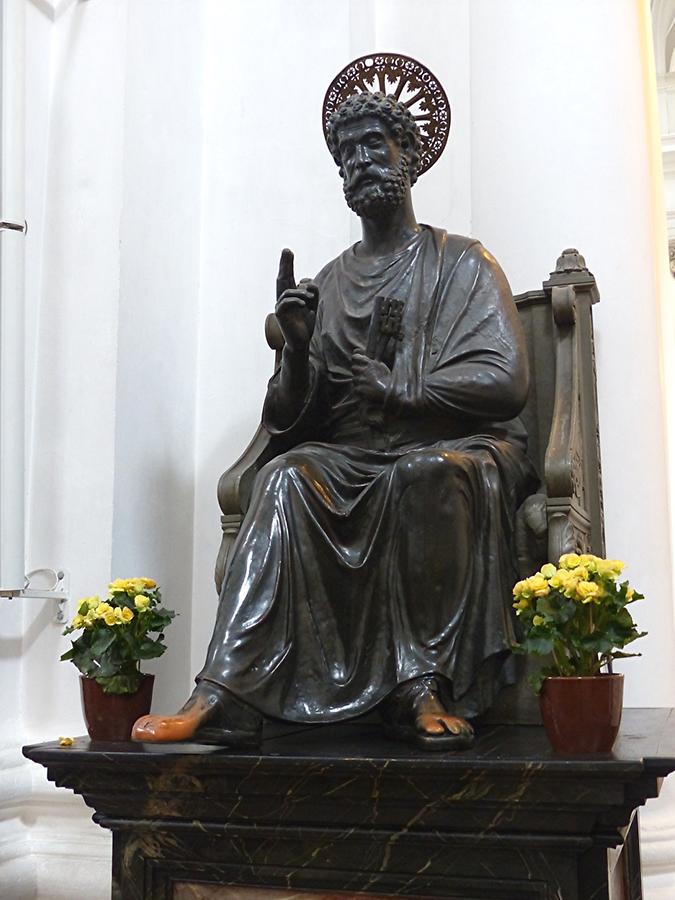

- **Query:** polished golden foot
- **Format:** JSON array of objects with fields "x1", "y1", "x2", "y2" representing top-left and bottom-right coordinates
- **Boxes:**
[
  {"x1": 131, "y1": 680, "x2": 263, "y2": 746},
  {"x1": 381, "y1": 675, "x2": 474, "y2": 750},
  {"x1": 131, "y1": 687, "x2": 218, "y2": 742}
]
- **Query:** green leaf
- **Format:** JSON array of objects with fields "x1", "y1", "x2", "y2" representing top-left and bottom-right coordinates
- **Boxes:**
[
  {"x1": 90, "y1": 629, "x2": 116, "y2": 657},
  {"x1": 136, "y1": 639, "x2": 166, "y2": 660},
  {"x1": 536, "y1": 594, "x2": 576, "y2": 625},
  {"x1": 580, "y1": 634, "x2": 614, "y2": 653},
  {"x1": 528, "y1": 671, "x2": 546, "y2": 694},
  {"x1": 113, "y1": 594, "x2": 136, "y2": 611},
  {"x1": 523, "y1": 634, "x2": 554, "y2": 655}
]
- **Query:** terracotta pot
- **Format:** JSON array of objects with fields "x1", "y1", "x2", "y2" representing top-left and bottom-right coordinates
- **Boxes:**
[
  {"x1": 80, "y1": 674, "x2": 154, "y2": 742},
  {"x1": 539, "y1": 673, "x2": 624, "y2": 754}
]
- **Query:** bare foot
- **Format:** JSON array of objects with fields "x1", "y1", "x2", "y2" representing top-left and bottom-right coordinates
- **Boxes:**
[
  {"x1": 381, "y1": 675, "x2": 474, "y2": 749},
  {"x1": 415, "y1": 690, "x2": 474, "y2": 739},
  {"x1": 132, "y1": 710, "x2": 207, "y2": 742},
  {"x1": 131, "y1": 683, "x2": 223, "y2": 742}
]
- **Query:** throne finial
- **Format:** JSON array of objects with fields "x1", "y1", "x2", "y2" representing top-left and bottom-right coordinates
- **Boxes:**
[{"x1": 543, "y1": 248, "x2": 598, "y2": 299}]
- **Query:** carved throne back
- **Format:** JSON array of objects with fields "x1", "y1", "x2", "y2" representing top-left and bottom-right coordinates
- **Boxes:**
[{"x1": 512, "y1": 247, "x2": 605, "y2": 575}]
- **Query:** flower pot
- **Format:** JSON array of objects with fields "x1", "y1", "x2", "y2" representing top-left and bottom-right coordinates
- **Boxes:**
[
  {"x1": 539, "y1": 673, "x2": 624, "y2": 754},
  {"x1": 80, "y1": 674, "x2": 154, "y2": 742}
]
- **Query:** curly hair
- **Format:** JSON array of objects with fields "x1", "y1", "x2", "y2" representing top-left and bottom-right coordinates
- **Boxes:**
[{"x1": 326, "y1": 92, "x2": 421, "y2": 186}]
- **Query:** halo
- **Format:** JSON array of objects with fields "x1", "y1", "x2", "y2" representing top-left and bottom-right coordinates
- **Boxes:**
[{"x1": 322, "y1": 53, "x2": 451, "y2": 176}]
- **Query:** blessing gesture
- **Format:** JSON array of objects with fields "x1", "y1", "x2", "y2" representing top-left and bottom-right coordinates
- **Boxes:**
[{"x1": 275, "y1": 248, "x2": 319, "y2": 352}]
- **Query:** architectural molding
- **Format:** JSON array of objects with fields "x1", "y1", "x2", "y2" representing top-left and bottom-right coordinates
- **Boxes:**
[
  {"x1": 27, "y1": 0, "x2": 79, "y2": 23},
  {"x1": 0, "y1": 740, "x2": 110, "y2": 898}
]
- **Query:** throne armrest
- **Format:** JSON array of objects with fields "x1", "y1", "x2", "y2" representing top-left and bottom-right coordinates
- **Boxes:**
[
  {"x1": 214, "y1": 314, "x2": 286, "y2": 594},
  {"x1": 542, "y1": 250, "x2": 604, "y2": 562},
  {"x1": 214, "y1": 427, "x2": 277, "y2": 594}
]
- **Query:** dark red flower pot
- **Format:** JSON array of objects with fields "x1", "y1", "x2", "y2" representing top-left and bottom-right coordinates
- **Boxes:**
[
  {"x1": 539, "y1": 673, "x2": 623, "y2": 754},
  {"x1": 80, "y1": 674, "x2": 154, "y2": 742}
]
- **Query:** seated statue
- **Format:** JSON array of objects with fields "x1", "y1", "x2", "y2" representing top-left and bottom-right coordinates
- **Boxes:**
[{"x1": 132, "y1": 55, "x2": 537, "y2": 750}]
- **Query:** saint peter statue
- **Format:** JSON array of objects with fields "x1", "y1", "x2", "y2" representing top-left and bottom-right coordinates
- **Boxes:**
[{"x1": 133, "y1": 55, "x2": 535, "y2": 750}]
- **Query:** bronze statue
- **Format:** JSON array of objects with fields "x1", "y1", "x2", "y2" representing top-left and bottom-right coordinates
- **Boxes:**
[{"x1": 132, "y1": 54, "x2": 536, "y2": 750}]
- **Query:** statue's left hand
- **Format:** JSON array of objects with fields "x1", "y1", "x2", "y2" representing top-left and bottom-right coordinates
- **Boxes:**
[{"x1": 351, "y1": 350, "x2": 391, "y2": 405}]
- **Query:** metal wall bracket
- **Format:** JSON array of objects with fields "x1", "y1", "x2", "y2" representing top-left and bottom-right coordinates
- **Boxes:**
[
  {"x1": 0, "y1": 219, "x2": 27, "y2": 234},
  {"x1": 0, "y1": 568, "x2": 71, "y2": 623}
]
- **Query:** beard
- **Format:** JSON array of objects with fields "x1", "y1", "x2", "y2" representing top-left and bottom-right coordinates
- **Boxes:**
[{"x1": 343, "y1": 158, "x2": 409, "y2": 219}]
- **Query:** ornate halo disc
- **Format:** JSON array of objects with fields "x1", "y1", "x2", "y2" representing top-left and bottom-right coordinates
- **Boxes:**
[{"x1": 322, "y1": 53, "x2": 451, "y2": 176}]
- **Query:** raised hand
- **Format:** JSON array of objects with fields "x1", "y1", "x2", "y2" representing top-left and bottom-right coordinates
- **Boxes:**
[
  {"x1": 275, "y1": 248, "x2": 319, "y2": 352},
  {"x1": 351, "y1": 349, "x2": 392, "y2": 405}
]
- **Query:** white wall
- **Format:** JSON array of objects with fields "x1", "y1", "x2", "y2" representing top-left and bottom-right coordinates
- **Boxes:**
[
  {"x1": 471, "y1": 0, "x2": 675, "y2": 708},
  {"x1": 2, "y1": 1, "x2": 674, "y2": 898},
  {"x1": 111, "y1": 0, "x2": 203, "y2": 715}
]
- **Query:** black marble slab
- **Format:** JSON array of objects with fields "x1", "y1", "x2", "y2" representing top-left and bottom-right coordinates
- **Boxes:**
[{"x1": 24, "y1": 708, "x2": 675, "y2": 900}]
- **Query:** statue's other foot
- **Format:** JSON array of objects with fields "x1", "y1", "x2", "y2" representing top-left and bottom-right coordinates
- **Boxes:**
[
  {"x1": 380, "y1": 675, "x2": 474, "y2": 752},
  {"x1": 131, "y1": 680, "x2": 262, "y2": 747}
]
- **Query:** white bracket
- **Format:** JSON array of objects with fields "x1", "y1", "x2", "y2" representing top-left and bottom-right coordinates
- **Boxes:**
[{"x1": 0, "y1": 568, "x2": 70, "y2": 623}]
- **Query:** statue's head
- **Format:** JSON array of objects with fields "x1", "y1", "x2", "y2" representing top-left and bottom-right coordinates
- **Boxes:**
[
  {"x1": 326, "y1": 92, "x2": 421, "y2": 218},
  {"x1": 323, "y1": 55, "x2": 450, "y2": 218}
]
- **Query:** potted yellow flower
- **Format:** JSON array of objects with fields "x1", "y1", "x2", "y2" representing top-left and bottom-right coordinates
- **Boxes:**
[
  {"x1": 512, "y1": 554, "x2": 645, "y2": 753},
  {"x1": 61, "y1": 578, "x2": 175, "y2": 741}
]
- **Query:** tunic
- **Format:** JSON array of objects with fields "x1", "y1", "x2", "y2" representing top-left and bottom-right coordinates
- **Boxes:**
[{"x1": 198, "y1": 226, "x2": 537, "y2": 721}]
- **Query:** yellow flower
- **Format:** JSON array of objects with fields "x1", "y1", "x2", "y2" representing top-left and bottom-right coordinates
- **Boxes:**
[
  {"x1": 95, "y1": 602, "x2": 112, "y2": 618},
  {"x1": 126, "y1": 579, "x2": 148, "y2": 596},
  {"x1": 513, "y1": 597, "x2": 530, "y2": 613},
  {"x1": 83, "y1": 612, "x2": 96, "y2": 628},
  {"x1": 575, "y1": 580, "x2": 602, "y2": 603},
  {"x1": 626, "y1": 587, "x2": 635, "y2": 600},
  {"x1": 103, "y1": 609, "x2": 118, "y2": 627},
  {"x1": 138, "y1": 577, "x2": 156, "y2": 589},
  {"x1": 559, "y1": 553, "x2": 582, "y2": 570},
  {"x1": 596, "y1": 558, "x2": 625, "y2": 579},
  {"x1": 58, "y1": 736, "x2": 74, "y2": 747},
  {"x1": 527, "y1": 574, "x2": 550, "y2": 598},
  {"x1": 134, "y1": 595, "x2": 150, "y2": 611},
  {"x1": 580, "y1": 554, "x2": 600, "y2": 572},
  {"x1": 120, "y1": 606, "x2": 134, "y2": 623},
  {"x1": 109, "y1": 578, "x2": 131, "y2": 594},
  {"x1": 77, "y1": 595, "x2": 99, "y2": 615},
  {"x1": 562, "y1": 577, "x2": 581, "y2": 598},
  {"x1": 549, "y1": 569, "x2": 571, "y2": 590},
  {"x1": 540, "y1": 563, "x2": 557, "y2": 579},
  {"x1": 70, "y1": 613, "x2": 85, "y2": 629},
  {"x1": 570, "y1": 565, "x2": 589, "y2": 581},
  {"x1": 532, "y1": 615, "x2": 546, "y2": 627}
]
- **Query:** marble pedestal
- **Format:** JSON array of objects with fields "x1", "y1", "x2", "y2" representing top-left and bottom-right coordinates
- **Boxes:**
[{"x1": 23, "y1": 708, "x2": 675, "y2": 900}]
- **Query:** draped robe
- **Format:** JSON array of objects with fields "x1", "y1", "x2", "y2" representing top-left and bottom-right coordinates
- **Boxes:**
[{"x1": 198, "y1": 226, "x2": 537, "y2": 721}]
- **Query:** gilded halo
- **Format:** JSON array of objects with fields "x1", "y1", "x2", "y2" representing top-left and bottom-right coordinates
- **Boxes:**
[{"x1": 322, "y1": 53, "x2": 451, "y2": 176}]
